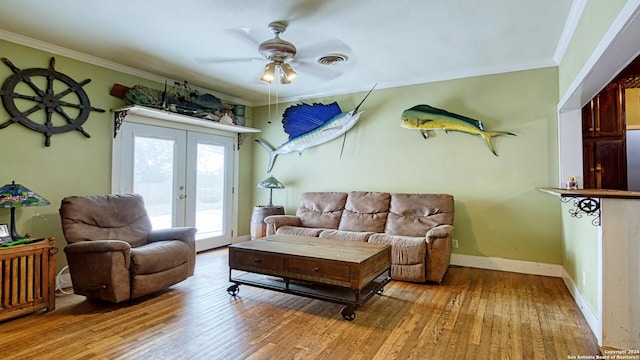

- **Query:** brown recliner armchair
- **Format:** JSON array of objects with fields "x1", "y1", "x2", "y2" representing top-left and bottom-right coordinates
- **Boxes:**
[{"x1": 59, "y1": 193, "x2": 197, "y2": 303}]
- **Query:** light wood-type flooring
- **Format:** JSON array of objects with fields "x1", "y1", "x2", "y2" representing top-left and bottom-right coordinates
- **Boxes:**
[{"x1": 0, "y1": 247, "x2": 600, "y2": 359}]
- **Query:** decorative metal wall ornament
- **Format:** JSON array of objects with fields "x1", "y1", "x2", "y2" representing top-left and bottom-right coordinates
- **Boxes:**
[
  {"x1": 560, "y1": 196, "x2": 601, "y2": 226},
  {"x1": 0, "y1": 57, "x2": 105, "y2": 146},
  {"x1": 113, "y1": 109, "x2": 130, "y2": 138}
]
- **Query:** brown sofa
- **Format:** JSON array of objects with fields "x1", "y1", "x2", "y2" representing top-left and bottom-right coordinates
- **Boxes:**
[
  {"x1": 59, "y1": 193, "x2": 197, "y2": 303},
  {"x1": 264, "y1": 191, "x2": 454, "y2": 283}
]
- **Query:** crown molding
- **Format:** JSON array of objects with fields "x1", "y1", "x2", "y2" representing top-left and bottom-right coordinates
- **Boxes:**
[
  {"x1": 553, "y1": 0, "x2": 587, "y2": 65},
  {"x1": 0, "y1": 28, "x2": 251, "y2": 106},
  {"x1": 268, "y1": 59, "x2": 557, "y2": 106}
]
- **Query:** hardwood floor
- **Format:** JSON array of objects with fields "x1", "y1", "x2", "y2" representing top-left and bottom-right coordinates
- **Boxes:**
[{"x1": 0, "y1": 247, "x2": 600, "y2": 359}]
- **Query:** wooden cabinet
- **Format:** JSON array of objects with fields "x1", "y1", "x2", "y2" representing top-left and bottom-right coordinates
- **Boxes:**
[
  {"x1": 0, "y1": 238, "x2": 57, "y2": 321},
  {"x1": 582, "y1": 82, "x2": 625, "y2": 138},
  {"x1": 582, "y1": 81, "x2": 627, "y2": 189},
  {"x1": 583, "y1": 139, "x2": 627, "y2": 190}
]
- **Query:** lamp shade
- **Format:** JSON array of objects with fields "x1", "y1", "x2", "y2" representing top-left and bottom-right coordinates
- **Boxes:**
[
  {"x1": 260, "y1": 62, "x2": 277, "y2": 84},
  {"x1": 0, "y1": 181, "x2": 50, "y2": 208},
  {"x1": 0, "y1": 181, "x2": 50, "y2": 241},
  {"x1": 280, "y1": 63, "x2": 298, "y2": 82},
  {"x1": 257, "y1": 176, "x2": 284, "y2": 207},
  {"x1": 257, "y1": 176, "x2": 285, "y2": 190}
]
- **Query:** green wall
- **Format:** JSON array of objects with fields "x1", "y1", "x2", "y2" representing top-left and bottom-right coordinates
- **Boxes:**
[
  {"x1": 0, "y1": 39, "x2": 255, "y2": 271},
  {"x1": 627, "y1": 88, "x2": 640, "y2": 126},
  {"x1": 561, "y1": 202, "x2": 599, "y2": 314},
  {"x1": 558, "y1": 0, "x2": 627, "y2": 96},
  {"x1": 557, "y1": 0, "x2": 635, "y2": 315},
  {"x1": 251, "y1": 67, "x2": 563, "y2": 264}
]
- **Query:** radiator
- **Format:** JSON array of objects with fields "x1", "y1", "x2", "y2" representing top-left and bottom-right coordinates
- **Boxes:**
[{"x1": 0, "y1": 239, "x2": 57, "y2": 321}]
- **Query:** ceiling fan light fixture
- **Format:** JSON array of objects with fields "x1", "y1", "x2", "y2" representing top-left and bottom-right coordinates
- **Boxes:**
[
  {"x1": 279, "y1": 70, "x2": 291, "y2": 84},
  {"x1": 280, "y1": 63, "x2": 297, "y2": 82},
  {"x1": 261, "y1": 62, "x2": 277, "y2": 83}
]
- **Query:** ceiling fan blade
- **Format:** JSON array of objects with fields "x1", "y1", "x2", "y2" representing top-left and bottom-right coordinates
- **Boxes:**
[
  {"x1": 292, "y1": 59, "x2": 343, "y2": 81},
  {"x1": 296, "y1": 38, "x2": 352, "y2": 60},
  {"x1": 225, "y1": 27, "x2": 265, "y2": 48},
  {"x1": 195, "y1": 57, "x2": 263, "y2": 65},
  {"x1": 283, "y1": 0, "x2": 335, "y2": 21}
]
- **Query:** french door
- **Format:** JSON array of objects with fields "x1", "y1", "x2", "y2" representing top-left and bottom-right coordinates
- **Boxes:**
[{"x1": 116, "y1": 122, "x2": 235, "y2": 251}]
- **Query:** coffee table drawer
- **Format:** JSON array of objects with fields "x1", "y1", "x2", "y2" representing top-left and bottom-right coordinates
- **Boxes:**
[
  {"x1": 230, "y1": 249, "x2": 285, "y2": 272},
  {"x1": 288, "y1": 258, "x2": 350, "y2": 284}
]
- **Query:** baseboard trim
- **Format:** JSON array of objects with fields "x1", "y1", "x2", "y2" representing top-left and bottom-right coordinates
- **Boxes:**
[
  {"x1": 561, "y1": 269, "x2": 602, "y2": 345},
  {"x1": 450, "y1": 253, "x2": 564, "y2": 277}
]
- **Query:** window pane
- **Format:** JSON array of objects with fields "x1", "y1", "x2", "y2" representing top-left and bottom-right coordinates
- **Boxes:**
[
  {"x1": 195, "y1": 143, "x2": 225, "y2": 237},
  {"x1": 134, "y1": 136, "x2": 174, "y2": 230}
]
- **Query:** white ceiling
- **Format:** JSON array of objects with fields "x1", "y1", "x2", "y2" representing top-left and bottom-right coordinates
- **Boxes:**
[{"x1": 0, "y1": 0, "x2": 576, "y2": 105}]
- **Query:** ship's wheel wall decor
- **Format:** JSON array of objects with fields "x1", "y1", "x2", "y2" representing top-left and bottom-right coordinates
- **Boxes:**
[{"x1": 0, "y1": 57, "x2": 105, "y2": 146}]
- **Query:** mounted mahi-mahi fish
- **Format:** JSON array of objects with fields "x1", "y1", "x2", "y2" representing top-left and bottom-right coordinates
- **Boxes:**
[
  {"x1": 256, "y1": 85, "x2": 376, "y2": 172},
  {"x1": 400, "y1": 104, "x2": 516, "y2": 156}
]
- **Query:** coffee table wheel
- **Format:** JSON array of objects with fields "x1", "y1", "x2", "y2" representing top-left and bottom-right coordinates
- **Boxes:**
[
  {"x1": 377, "y1": 287, "x2": 384, "y2": 295},
  {"x1": 340, "y1": 306, "x2": 356, "y2": 321},
  {"x1": 227, "y1": 284, "x2": 240, "y2": 296}
]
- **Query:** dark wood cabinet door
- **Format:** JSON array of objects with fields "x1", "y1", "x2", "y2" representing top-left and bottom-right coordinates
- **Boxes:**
[
  {"x1": 582, "y1": 81, "x2": 627, "y2": 190},
  {"x1": 597, "y1": 139, "x2": 627, "y2": 190},
  {"x1": 594, "y1": 82, "x2": 625, "y2": 137},
  {"x1": 583, "y1": 140, "x2": 596, "y2": 188},
  {"x1": 583, "y1": 139, "x2": 627, "y2": 189},
  {"x1": 582, "y1": 101, "x2": 595, "y2": 138}
]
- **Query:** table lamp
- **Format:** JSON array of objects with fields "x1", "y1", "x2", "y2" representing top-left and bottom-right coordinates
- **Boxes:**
[
  {"x1": 257, "y1": 176, "x2": 285, "y2": 207},
  {"x1": 0, "y1": 181, "x2": 50, "y2": 240}
]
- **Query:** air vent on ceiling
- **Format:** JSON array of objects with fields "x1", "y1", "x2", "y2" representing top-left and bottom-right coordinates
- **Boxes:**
[{"x1": 317, "y1": 54, "x2": 349, "y2": 65}]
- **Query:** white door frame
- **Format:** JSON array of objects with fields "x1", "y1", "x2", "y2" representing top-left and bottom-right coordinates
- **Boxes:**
[{"x1": 111, "y1": 112, "x2": 240, "y2": 249}]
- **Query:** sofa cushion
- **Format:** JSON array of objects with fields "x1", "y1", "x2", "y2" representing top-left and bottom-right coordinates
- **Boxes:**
[
  {"x1": 338, "y1": 191, "x2": 390, "y2": 233},
  {"x1": 319, "y1": 229, "x2": 374, "y2": 242},
  {"x1": 296, "y1": 192, "x2": 347, "y2": 229},
  {"x1": 276, "y1": 226, "x2": 325, "y2": 237},
  {"x1": 131, "y1": 240, "x2": 190, "y2": 275},
  {"x1": 369, "y1": 233, "x2": 427, "y2": 282},
  {"x1": 385, "y1": 193, "x2": 454, "y2": 237}
]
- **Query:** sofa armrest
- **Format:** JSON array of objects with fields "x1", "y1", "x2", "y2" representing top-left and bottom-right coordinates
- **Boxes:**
[
  {"x1": 148, "y1": 227, "x2": 197, "y2": 276},
  {"x1": 424, "y1": 225, "x2": 454, "y2": 283},
  {"x1": 63, "y1": 240, "x2": 133, "y2": 302},
  {"x1": 264, "y1": 215, "x2": 302, "y2": 236},
  {"x1": 148, "y1": 227, "x2": 197, "y2": 245},
  {"x1": 64, "y1": 239, "x2": 131, "y2": 254},
  {"x1": 64, "y1": 240, "x2": 132, "y2": 269},
  {"x1": 426, "y1": 224, "x2": 454, "y2": 241}
]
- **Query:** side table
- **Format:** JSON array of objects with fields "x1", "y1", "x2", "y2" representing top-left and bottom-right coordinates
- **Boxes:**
[
  {"x1": 0, "y1": 237, "x2": 57, "y2": 321},
  {"x1": 250, "y1": 205, "x2": 284, "y2": 239}
]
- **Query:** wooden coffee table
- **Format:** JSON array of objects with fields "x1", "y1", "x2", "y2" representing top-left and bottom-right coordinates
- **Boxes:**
[{"x1": 227, "y1": 234, "x2": 391, "y2": 320}]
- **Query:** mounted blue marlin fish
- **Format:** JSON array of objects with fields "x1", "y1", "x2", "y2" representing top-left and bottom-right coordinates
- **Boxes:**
[
  {"x1": 400, "y1": 104, "x2": 516, "y2": 156},
  {"x1": 256, "y1": 85, "x2": 376, "y2": 172}
]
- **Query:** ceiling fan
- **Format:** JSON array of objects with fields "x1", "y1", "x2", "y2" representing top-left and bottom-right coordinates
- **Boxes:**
[
  {"x1": 258, "y1": 21, "x2": 299, "y2": 84},
  {"x1": 203, "y1": 21, "x2": 352, "y2": 84}
]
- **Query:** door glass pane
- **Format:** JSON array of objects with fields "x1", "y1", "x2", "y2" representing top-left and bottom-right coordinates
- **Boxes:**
[
  {"x1": 195, "y1": 143, "x2": 225, "y2": 237},
  {"x1": 134, "y1": 136, "x2": 175, "y2": 230}
]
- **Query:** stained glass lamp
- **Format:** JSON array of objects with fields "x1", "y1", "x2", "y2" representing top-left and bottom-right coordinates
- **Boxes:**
[
  {"x1": 257, "y1": 176, "x2": 285, "y2": 207},
  {"x1": 0, "y1": 181, "x2": 50, "y2": 240}
]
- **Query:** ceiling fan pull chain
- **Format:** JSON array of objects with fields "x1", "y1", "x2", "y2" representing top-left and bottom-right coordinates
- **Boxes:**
[{"x1": 267, "y1": 84, "x2": 272, "y2": 124}]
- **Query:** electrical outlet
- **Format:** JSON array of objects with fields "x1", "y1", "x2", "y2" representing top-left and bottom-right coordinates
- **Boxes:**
[
  {"x1": 452, "y1": 239, "x2": 459, "y2": 248},
  {"x1": 582, "y1": 271, "x2": 586, "y2": 286}
]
